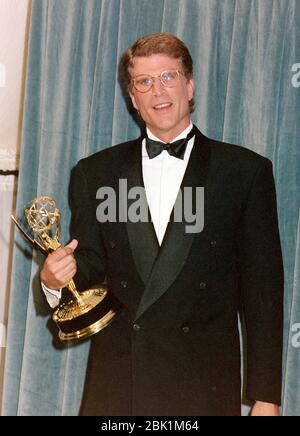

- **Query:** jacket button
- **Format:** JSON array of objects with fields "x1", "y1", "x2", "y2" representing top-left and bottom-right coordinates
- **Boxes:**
[
  {"x1": 210, "y1": 240, "x2": 217, "y2": 247},
  {"x1": 182, "y1": 326, "x2": 190, "y2": 334},
  {"x1": 133, "y1": 323, "x2": 141, "y2": 332},
  {"x1": 199, "y1": 282, "x2": 207, "y2": 290},
  {"x1": 121, "y1": 281, "x2": 128, "y2": 289},
  {"x1": 110, "y1": 241, "x2": 116, "y2": 249}
]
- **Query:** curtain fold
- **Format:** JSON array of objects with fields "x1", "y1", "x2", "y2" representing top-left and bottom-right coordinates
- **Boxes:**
[{"x1": 2, "y1": 0, "x2": 300, "y2": 415}]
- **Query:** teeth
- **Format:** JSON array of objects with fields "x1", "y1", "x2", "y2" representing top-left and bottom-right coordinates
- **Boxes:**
[{"x1": 154, "y1": 103, "x2": 171, "y2": 109}]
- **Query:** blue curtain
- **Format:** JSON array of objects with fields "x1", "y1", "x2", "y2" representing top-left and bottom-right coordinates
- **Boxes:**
[{"x1": 2, "y1": 0, "x2": 300, "y2": 415}]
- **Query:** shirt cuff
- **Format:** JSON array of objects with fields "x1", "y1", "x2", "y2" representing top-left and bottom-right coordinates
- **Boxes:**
[{"x1": 41, "y1": 282, "x2": 62, "y2": 308}]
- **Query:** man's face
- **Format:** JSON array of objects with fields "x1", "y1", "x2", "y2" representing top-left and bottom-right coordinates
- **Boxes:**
[{"x1": 129, "y1": 54, "x2": 194, "y2": 142}]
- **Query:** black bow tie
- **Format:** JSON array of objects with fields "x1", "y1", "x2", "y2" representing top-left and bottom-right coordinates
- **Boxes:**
[{"x1": 145, "y1": 126, "x2": 196, "y2": 160}]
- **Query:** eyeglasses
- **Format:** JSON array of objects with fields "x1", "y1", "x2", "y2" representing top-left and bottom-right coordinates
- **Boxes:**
[{"x1": 131, "y1": 70, "x2": 184, "y2": 93}]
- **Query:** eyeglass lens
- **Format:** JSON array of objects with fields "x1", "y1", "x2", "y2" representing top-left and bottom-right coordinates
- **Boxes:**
[{"x1": 133, "y1": 70, "x2": 180, "y2": 92}]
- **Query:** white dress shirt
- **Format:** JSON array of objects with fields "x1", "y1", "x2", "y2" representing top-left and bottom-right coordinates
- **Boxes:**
[
  {"x1": 143, "y1": 123, "x2": 194, "y2": 245},
  {"x1": 42, "y1": 122, "x2": 195, "y2": 307}
]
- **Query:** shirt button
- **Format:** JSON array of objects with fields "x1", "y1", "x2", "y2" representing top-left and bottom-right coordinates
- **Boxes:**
[
  {"x1": 133, "y1": 323, "x2": 141, "y2": 332},
  {"x1": 121, "y1": 281, "x2": 128, "y2": 289},
  {"x1": 182, "y1": 326, "x2": 190, "y2": 334},
  {"x1": 210, "y1": 240, "x2": 217, "y2": 247},
  {"x1": 110, "y1": 241, "x2": 116, "y2": 249},
  {"x1": 199, "y1": 282, "x2": 207, "y2": 290}
]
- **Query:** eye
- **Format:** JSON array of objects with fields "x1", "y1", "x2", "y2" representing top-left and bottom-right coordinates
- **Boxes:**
[
  {"x1": 136, "y1": 76, "x2": 152, "y2": 87},
  {"x1": 161, "y1": 71, "x2": 177, "y2": 82}
]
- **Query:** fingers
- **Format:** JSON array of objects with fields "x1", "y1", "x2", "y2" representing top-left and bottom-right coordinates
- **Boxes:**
[
  {"x1": 40, "y1": 239, "x2": 78, "y2": 289},
  {"x1": 50, "y1": 262, "x2": 77, "y2": 288}
]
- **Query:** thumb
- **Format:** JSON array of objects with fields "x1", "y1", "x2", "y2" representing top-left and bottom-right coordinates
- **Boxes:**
[{"x1": 65, "y1": 239, "x2": 78, "y2": 254}]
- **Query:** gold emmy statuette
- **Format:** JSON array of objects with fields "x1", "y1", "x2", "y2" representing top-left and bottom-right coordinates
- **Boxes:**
[{"x1": 12, "y1": 196, "x2": 121, "y2": 342}]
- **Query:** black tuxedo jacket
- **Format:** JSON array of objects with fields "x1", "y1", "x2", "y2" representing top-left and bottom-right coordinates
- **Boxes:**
[{"x1": 69, "y1": 126, "x2": 283, "y2": 416}]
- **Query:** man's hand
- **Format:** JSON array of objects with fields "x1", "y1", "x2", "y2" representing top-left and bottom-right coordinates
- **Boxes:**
[
  {"x1": 40, "y1": 239, "x2": 78, "y2": 289},
  {"x1": 251, "y1": 401, "x2": 281, "y2": 416}
]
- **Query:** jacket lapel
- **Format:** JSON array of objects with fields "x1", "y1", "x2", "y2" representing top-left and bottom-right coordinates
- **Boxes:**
[
  {"x1": 124, "y1": 139, "x2": 160, "y2": 285},
  {"x1": 135, "y1": 127, "x2": 211, "y2": 320}
]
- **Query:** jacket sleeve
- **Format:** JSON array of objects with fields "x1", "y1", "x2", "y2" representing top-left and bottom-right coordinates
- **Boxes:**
[
  {"x1": 237, "y1": 158, "x2": 284, "y2": 405},
  {"x1": 68, "y1": 160, "x2": 107, "y2": 291}
]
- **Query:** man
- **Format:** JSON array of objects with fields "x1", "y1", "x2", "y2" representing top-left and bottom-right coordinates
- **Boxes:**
[{"x1": 41, "y1": 33, "x2": 284, "y2": 416}]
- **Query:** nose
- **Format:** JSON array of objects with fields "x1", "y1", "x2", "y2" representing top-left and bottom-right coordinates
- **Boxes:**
[{"x1": 151, "y1": 76, "x2": 165, "y2": 96}]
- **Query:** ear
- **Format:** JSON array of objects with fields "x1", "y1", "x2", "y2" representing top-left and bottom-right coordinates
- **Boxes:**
[
  {"x1": 129, "y1": 91, "x2": 139, "y2": 111},
  {"x1": 187, "y1": 78, "x2": 194, "y2": 101}
]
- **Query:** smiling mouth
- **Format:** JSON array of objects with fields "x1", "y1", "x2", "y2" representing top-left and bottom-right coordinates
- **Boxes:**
[{"x1": 153, "y1": 103, "x2": 173, "y2": 111}]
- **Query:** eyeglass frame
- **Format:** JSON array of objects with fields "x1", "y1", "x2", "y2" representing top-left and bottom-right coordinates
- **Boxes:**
[{"x1": 130, "y1": 70, "x2": 185, "y2": 93}]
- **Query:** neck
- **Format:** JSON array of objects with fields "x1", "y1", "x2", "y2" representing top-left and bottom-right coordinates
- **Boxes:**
[{"x1": 146, "y1": 120, "x2": 192, "y2": 143}]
